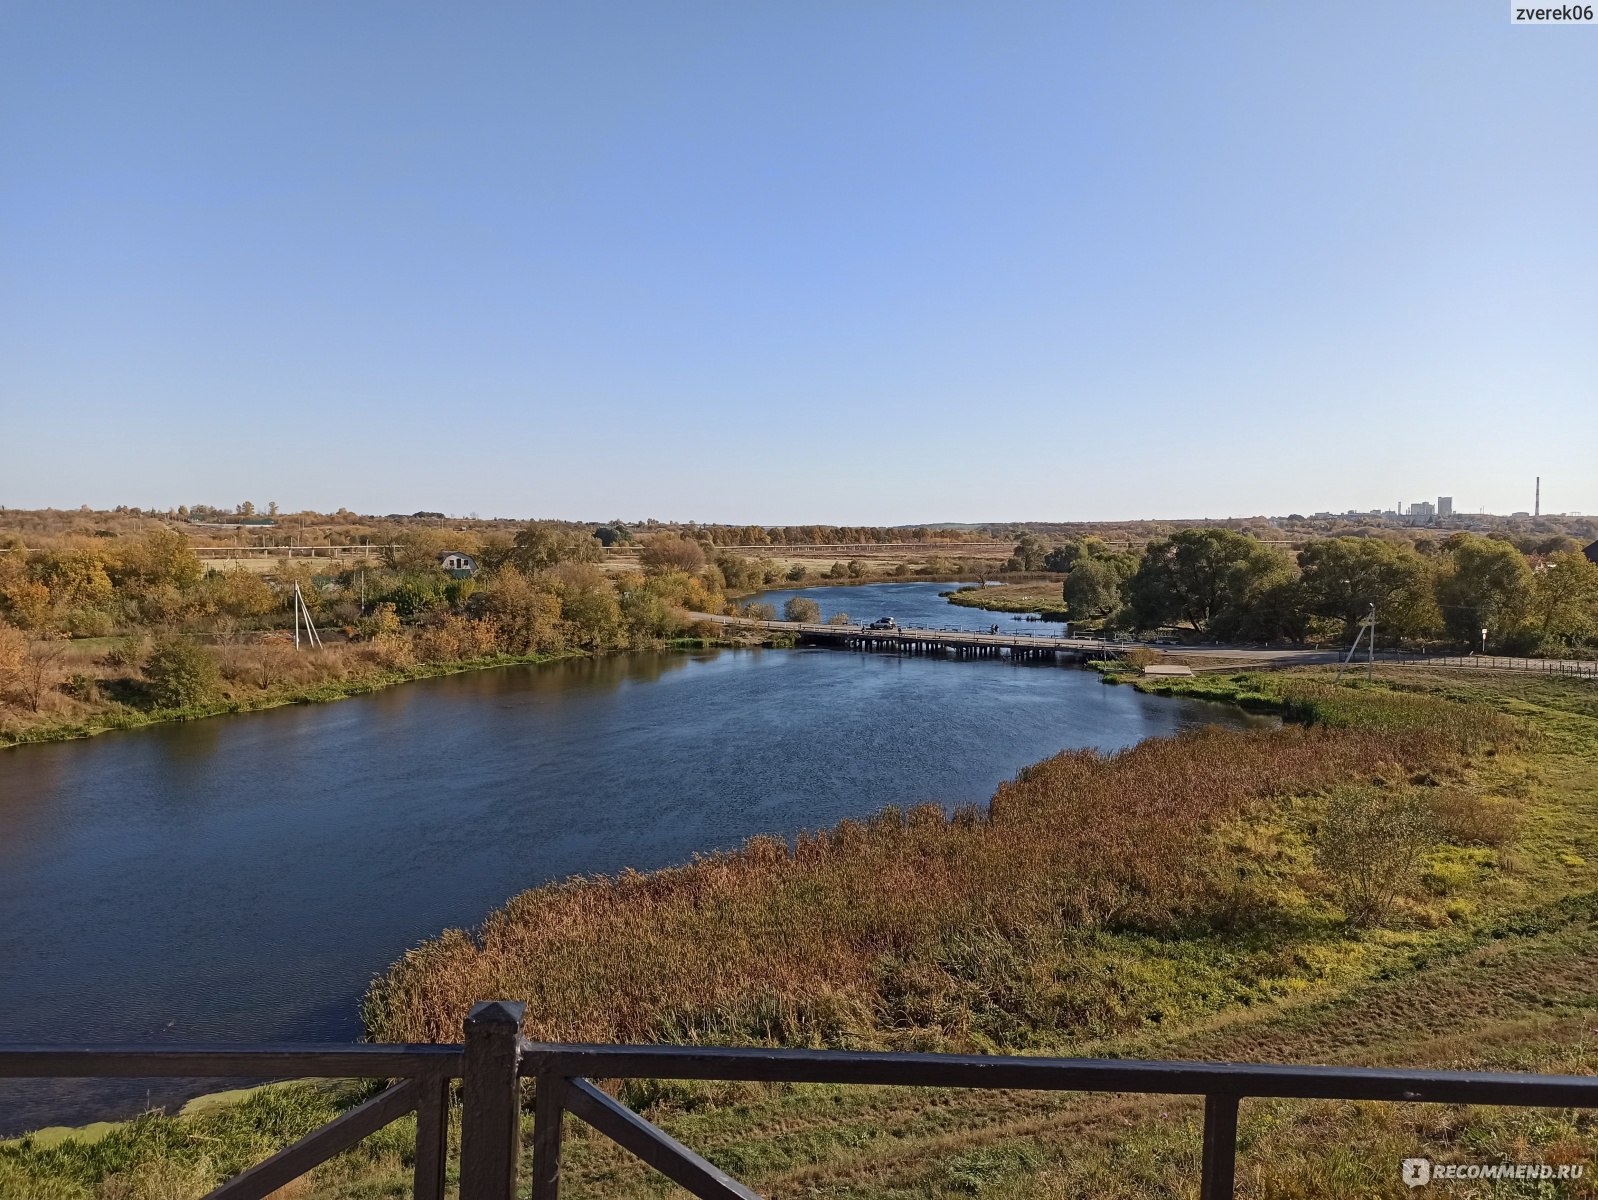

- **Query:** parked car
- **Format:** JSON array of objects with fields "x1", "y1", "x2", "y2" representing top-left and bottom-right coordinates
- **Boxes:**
[{"x1": 868, "y1": 617, "x2": 899, "y2": 630}]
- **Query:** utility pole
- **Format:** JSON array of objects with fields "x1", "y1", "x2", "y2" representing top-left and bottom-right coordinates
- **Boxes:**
[
  {"x1": 1335, "y1": 602, "x2": 1377, "y2": 683},
  {"x1": 1367, "y1": 601, "x2": 1375, "y2": 681},
  {"x1": 292, "y1": 583, "x2": 323, "y2": 650}
]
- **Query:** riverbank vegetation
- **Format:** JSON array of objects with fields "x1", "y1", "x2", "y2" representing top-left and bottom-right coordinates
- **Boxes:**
[
  {"x1": 0, "y1": 525, "x2": 740, "y2": 746},
  {"x1": 7, "y1": 668, "x2": 1598, "y2": 1197},
  {"x1": 979, "y1": 528, "x2": 1598, "y2": 657},
  {"x1": 361, "y1": 674, "x2": 1532, "y2": 1048}
]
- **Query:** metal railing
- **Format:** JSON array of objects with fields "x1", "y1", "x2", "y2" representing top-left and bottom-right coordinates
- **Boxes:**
[{"x1": 6, "y1": 1000, "x2": 1598, "y2": 1199}]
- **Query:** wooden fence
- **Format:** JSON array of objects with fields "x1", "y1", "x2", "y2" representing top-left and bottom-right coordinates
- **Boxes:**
[{"x1": 5, "y1": 1000, "x2": 1598, "y2": 1199}]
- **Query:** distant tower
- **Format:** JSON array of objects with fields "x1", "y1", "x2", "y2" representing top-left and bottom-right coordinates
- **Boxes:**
[{"x1": 1535, "y1": 477, "x2": 1541, "y2": 517}]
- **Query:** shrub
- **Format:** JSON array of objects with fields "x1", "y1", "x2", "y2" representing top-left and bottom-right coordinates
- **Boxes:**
[
  {"x1": 102, "y1": 635, "x2": 150, "y2": 669},
  {"x1": 64, "y1": 607, "x2": 117, "y2": 638},
  {"x1": 784, "y1": 597, "x2": 821, "y2": 623},
  {"x1": 143, "y1": 637, "x2": 221, "y2": 709},
  {"x1": 1313, "y1": 785, "x2": 1436, "y2": 926},
  {"x1": 828, "y1": 611, "x2": 852, "y2": 625},
  {"x1": 65, "y1": 672, "x2": 100, "y2": 701}
]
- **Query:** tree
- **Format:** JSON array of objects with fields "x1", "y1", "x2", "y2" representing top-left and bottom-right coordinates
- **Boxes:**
[
  {"x1": 1297, "y1": 537, "x2": 1434, "y2": 642},
  {"x1": 143, "y1": 636, "x2": 220, "y2": 709},
  {"x1": 1435, "y1": 534, "x2": 1534, "y2": 647},
  {"x1": 637, "y1": 535, "x2": 706, "y2": 575},
  {"x1": 384, "y1": 527, "x2": 461, "y2": 573},
  {"x1": 1, "y1": 578, "x2": 52, "y2": 631},
  {"x1": 0, "y1": 621, "x2": 26, "y2": 701},
  {"x1": 16, "y1": 638, "x2": 67, "y2": 713},
  {"x1": 124, "y1": 529, "x2": 203, "y2": 591},
  {"x1": 1530, "y1": 551, "x2": 1598, "y2": 648},
  {"x1": 1007, "y1": 533, "x2": 1048, "y2": 572},
  {"x1": 209, "y1": 569, "x2": 279, "y2": 622},
  {"x1": 509, "y1": 522, "x2": 603, "y2": 573},
  {"x1": 1127, "y1": 529, "x2": 1295, "y2": 636},
  {"x1": 783, "y1": 597, "x2": 821, "y2": 623},
  {"x1": 1314, "y1": 786, "x2": 1435, "y2": 926},
  {"x1": 1062, "y1": 558, "x2": 1125, "y2": 622},
  {"x1": 1042, "y1": 541, "x2": 1083, "y2": 574}
]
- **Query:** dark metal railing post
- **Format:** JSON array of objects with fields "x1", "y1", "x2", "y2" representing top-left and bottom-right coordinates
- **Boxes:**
[
  {"x1": 1199, "y1": 1093, "x2": 1239, "y2": 1200},
  {"x1": 529, "y1": 1069, "x2": 571, "y2": 1200},
  {"x1": 460, "y1": 1000, "x2": 525, "y2": 1200}
]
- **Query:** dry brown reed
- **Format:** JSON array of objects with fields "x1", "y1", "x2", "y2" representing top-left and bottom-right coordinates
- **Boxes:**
[{"x1": 364, "y1": 687, "x2": 1522, "y2": 1050}]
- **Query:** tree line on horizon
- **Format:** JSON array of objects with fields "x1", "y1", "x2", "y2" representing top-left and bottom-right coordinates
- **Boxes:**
[
  {"x1": 2, "y1": 518, "x2": 1596, "y2": 730},
  {"x1": 1009, "y1": 527, "x2": 1598, "y2": 655}
]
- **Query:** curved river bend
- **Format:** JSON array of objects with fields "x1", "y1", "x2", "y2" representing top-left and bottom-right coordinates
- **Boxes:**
[{"x1": 0, "y1": 583, "x2": 1259, "y2": 1130}]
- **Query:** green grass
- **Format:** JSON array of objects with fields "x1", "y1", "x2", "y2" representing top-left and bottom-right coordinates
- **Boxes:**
[{"x1": 943, "y1": 582, "x2": 1067, "y2": 616}]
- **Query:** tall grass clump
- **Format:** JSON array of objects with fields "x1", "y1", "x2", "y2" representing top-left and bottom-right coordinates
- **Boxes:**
[{"x1": 364, "y1": 680, "x2": 1526, "y2": 1051}]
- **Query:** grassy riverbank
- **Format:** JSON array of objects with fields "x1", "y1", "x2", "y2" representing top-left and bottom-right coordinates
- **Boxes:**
[
  {"x1": 0, "y1": 648, "x2": 570, "y2": 748},
  {"x1": 944, "y1": 581, "x2": 1064, "y2": 616},
  {"x1": 7, "y1": 668, "x2": 1598, "y2": 1197},
  {"x1": 0, "y1": 632, "x2": 770, "y2": 750}
]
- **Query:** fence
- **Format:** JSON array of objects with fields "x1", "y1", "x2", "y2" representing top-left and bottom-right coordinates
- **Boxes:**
[
  {"x1": 6, "y1": 999, "x2": 1598, "y2": 1199},
  {"x1": 1390, "y1": 653, "x2": 1598, "y2": 677}
]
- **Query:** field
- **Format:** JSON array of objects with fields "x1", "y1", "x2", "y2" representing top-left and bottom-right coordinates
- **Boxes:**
[{"x1": 6, "y1": 668, "x2": 1598, "y2": 1198}]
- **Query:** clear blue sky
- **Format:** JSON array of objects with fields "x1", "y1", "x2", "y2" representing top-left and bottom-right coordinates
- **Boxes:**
[{"x1": 2, "y1": 2, "x2": 1594, "y2": 523}]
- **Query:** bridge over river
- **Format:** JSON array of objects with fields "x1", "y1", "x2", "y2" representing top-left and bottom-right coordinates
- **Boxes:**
[
  {"x1": 692, "y1": 614, "x2": 1344, "y2": 667},
  {"x1": 695, "y1": 614, "x2": 1598, "y2": 677}
]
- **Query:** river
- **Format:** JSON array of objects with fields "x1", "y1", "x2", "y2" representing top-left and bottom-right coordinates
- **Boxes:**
[
  {"x1": 0, "y1": 582, "x2": 1259, "y2": 1132},
  {"x1": 748, "y1": 578, "x2": 1050, "y2": 630}
]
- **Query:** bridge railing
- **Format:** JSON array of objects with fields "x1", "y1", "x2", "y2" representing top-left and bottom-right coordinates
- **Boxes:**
[{"x1": 11, "y1": 1000, "x2": 1596, "y2": 1200}]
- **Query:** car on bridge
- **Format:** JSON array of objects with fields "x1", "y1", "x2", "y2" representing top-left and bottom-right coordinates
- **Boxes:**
[{"x1": 867, "y1": 617, "x2": 899, "y2": 631}]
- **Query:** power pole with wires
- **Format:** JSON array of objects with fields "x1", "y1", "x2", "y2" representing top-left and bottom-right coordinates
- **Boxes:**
[
  {"x1": 1335, "y1": 602, "x2": 1377, "y2": 683},
  {"x1": 292, "y1": 582, "x2": 323, "y2": 650}
]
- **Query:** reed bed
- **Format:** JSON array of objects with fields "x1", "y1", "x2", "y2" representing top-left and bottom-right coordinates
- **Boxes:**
[{"x1": 364, "y1": 681, "x2": 1524, "y2": 1050}]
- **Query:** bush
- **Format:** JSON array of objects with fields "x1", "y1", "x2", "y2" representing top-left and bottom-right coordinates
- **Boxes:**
[
  {"x1": 828, "y1": 611, "x2": 852, "y2": 625},
  {"x1": 102, "y1": 635, "x2": 150, "y2": 670},
  {"x1": 1313, "y1": 785, "x2": 1436, "y2": 926},
  {"x1": 143, "y1": 637, "x2": 221, "y2": 709},
  {"x1": 65, "y1": 672, "x2": 100, "y2": 701},
  {"x1": 784, "y1": 597, "x2": 821, "y2": 623},
  {"x1": 65, "y1": 608, "x2": 117, "y2": 638}
]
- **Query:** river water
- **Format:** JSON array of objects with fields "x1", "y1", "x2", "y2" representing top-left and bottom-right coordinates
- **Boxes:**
[
  {"x1": 748, "y1": 578, "x2": 1053, "y2": 631},
  {"x1": 0, "y1": 582, "x2": 1255, "y2": 1131}
]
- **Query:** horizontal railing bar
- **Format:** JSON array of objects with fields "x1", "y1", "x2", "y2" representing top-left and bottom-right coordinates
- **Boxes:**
[
  {"x1": 564, "y1": 1078, "x2": 761, "y2": 1200},
  {"x1": 0, "y1": 1045, "x2": 462, "y2": 1079},
  {"x1": 204, "y1": 1078, "x2": 419, "y2": 1200},
  {"x1": 522, "y1": 1044, "x2": 1598, "y2": 1108}
]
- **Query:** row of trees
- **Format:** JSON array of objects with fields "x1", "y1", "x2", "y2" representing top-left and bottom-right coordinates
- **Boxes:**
[{"x1": 1049, "y1": 529, "x2": 1598, "y2": 653}]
